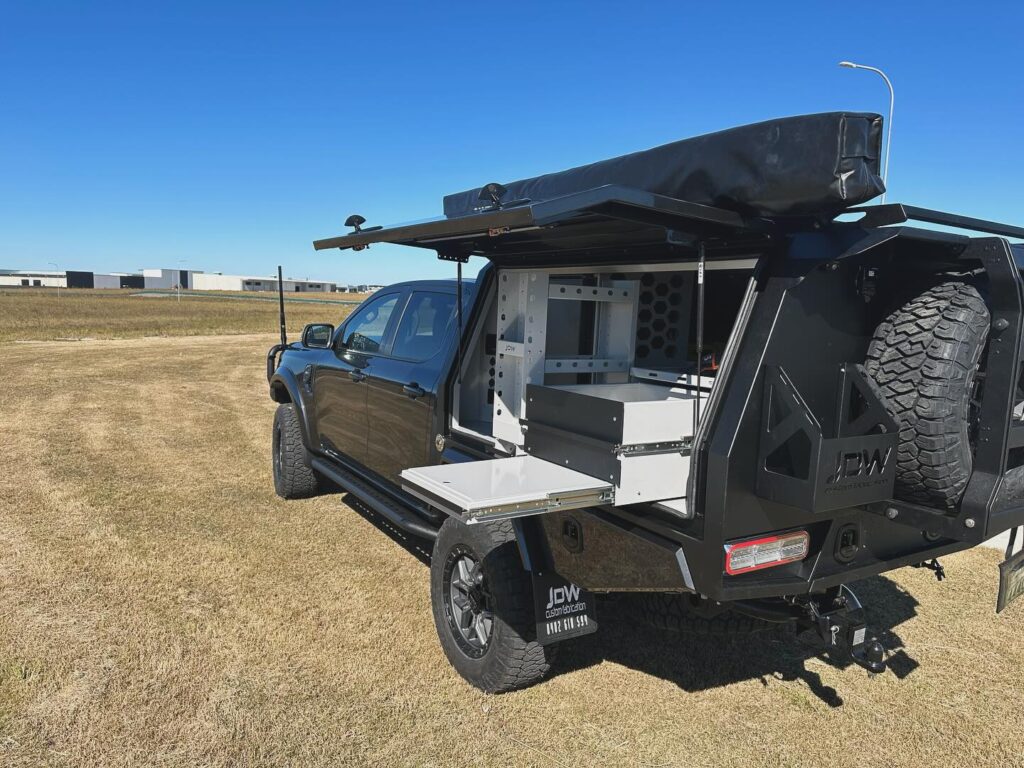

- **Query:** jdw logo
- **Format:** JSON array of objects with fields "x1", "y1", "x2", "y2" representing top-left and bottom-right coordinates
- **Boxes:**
[
  {"x1": 827, "y1": 446, "x2": 891, "y2": 484},
  {"x1": 546, "y1": 584, "x2": 581, "y2": 609}
]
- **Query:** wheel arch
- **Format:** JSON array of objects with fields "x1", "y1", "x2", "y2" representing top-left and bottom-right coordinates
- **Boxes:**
[{"x1": 269, "y1": 369, "x2": 317, "y2": 452}]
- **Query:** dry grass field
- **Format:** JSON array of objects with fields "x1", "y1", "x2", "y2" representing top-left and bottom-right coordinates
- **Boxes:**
[
  {"x1": 0, "y1": 289, "x2": 366, "y2": 343},
  {"x1": 1, "y1": 320, "x2": 1023, "y2": 765}
]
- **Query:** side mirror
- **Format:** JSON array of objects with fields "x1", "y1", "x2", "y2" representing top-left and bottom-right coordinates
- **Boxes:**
[{"x1": 301, "y1": 323, "x2": 334, "y2": 349}]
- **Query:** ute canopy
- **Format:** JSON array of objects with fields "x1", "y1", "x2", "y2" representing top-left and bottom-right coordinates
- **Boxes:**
[{"x1": 314, "y1": 112, "x2": 885, "y2": 260}]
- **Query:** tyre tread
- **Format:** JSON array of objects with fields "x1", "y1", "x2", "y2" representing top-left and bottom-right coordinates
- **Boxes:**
[
  {"x1": 634, "y1": 593, "x2": 779, "y2": 636},
  {"x1": 273, "y1": 403, "x2": 319, "y2": 499},
  {"x1": 864, "y1": 282, "x2": 989, "y2": 508}
]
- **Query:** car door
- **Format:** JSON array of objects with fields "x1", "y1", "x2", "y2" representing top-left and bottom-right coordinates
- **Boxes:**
[
  {"x1": 312, "y1": 291, "x2": 403, "y2": 466},
  {"x1": 363, "y1": 289, "x2": 457, "y2": 482}
]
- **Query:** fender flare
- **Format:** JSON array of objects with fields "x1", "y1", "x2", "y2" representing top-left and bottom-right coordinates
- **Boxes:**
[{"x1": 269, "y1": 369, "x2": 317, "y2": 452}]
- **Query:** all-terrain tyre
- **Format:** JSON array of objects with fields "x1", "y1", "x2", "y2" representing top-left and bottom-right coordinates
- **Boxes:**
[
  {"x1": 430, "y1": 518, "x2": 555, "y2": 693},
  {"x1": 632, "y1": 593, "x2": 782, "y2": 636},
  {"x1": 272, "y1": 403, "x2": 320, "y2": 499},
  {"x1": 865, "y1": 282, "x2": 989, "y2": 509}
]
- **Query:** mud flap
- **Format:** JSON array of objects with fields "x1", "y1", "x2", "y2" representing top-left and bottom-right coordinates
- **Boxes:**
[
  {"x1": 997, "y1": 527, "x2": 1024, "y2": 613},
  {"x1": 532, "y1": 571, "x2": 598, "y2": 645}
]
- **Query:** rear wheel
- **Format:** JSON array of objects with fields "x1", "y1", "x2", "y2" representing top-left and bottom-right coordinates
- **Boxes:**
[
  {"x1": 865, "y1": 282, "x2": 989, "y2": 509},
  {"x1": 272, "y1": 403, "x2": 320, "y2": 499},
  {"x1": 430, "y1": 518, "x2": 555, "y2": 693}
]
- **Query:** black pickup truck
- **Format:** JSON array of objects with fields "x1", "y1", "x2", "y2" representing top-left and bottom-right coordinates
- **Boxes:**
[{"x1": 268, "y1": 112, "x2": 1024, "y2": 693}]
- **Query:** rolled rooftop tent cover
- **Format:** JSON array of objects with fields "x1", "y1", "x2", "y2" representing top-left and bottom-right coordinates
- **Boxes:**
[{"x1": 443, "y1": 112, "x2": 885, "y2": 220}]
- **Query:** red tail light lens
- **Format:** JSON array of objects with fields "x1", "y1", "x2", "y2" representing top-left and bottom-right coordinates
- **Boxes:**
[{"x1": 724, "y1": 530, "x2": 810, "y2": 575}]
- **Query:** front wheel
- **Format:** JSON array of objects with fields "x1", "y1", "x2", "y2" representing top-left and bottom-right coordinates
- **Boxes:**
[
  {"x1": 430, "y1": 518, "x2": 555, "y2": 693},
  {"x1": 272, "y1": 403, "x2": 320, "y2": 499}
]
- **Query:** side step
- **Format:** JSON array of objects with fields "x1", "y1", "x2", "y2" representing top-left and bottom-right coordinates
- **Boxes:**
[{"x1": 311, "y1": 457, "x2": 440, "y2": 541}]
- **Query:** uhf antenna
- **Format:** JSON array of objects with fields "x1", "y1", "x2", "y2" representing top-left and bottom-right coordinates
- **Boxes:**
[{"x1": 277, "y1": 265, "x2": 287, "y2": 347}]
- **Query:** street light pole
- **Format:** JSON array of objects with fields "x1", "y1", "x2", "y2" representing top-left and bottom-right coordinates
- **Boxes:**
[
  {"x1": 49, "y1": 262, "x2": 60, "y2": 298},
  {"x1": 839, "y1": 61, "x2": 894, "y2": 203}
]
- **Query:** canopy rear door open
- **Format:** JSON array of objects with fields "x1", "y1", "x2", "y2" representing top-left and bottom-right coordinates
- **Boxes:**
[
  {"x1": 313, "y1": 185, "x2": 759, "y2": 261},
  {"x1": 400, "y1": 455, "x2": 613, "y2": 523},
  {"x1": 314, "y1": 112, "x2": 883, "y2": 261}
]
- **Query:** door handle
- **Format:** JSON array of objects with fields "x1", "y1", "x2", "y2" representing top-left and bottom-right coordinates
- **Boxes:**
[
  {"x1": 349, "y1": 370, "x2": 367, "y2": 383},
  {"x1": 403, "y1": 383, "x2": 426, "y2": 399}
]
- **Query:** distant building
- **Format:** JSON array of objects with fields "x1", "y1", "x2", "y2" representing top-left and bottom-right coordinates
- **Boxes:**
[
  {"x1": 1, "y1": 266, "x2": 339, "y2": 293},
  {"x1": 0, "y1": 270, "x2": 67, "y2": 288},
  {"x1": 143, "y1": 268, "x2": 198, "y2": 289},
  {"x1": 91, "y1": 272, "x2": 145, "y2": 289},
  {"x1": 63, "y1": 270, "x2": 143, "y2": 289},
  {"x1": 191, "y1": 273, "x2": 336, "y2": 293}
]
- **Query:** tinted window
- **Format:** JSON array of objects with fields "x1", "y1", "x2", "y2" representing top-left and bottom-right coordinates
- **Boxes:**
[
  {"x1": 392, "y1": 292, "x2": 456, "y2": 361},
  {"x1": 342, "y1": 294, "x2": 400, "y2": 353}
]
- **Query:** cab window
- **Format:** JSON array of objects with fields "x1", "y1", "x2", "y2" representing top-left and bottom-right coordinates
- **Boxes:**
[
  {"x1": 392, "y1": 292, "x2": 457, "y2": 361},
  {"x1": 340, "y1": 294, "x2": 400, "y2": 353}
]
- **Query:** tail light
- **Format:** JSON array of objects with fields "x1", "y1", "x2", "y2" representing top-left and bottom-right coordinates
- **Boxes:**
[{"x1": 724, "y1": 530, "x2": 809, "y2": 575}]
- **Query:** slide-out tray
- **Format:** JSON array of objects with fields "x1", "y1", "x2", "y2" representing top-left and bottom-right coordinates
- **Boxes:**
[{"x1": 400, "y1": 455, "x2": 613, "y2": 524}]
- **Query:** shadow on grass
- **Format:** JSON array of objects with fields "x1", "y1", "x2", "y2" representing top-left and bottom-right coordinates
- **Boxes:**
[
  {"x1": 558, "y1": 575, "x2": 921, "y2": 708},
  {"x1": 338, "y1": 491, "x2": 921, "y2": 706}
]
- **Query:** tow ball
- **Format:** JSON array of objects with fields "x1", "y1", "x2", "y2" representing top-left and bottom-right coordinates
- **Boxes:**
[{"x1": 805, "y1": 586, "x2": 886, "y2": 674}]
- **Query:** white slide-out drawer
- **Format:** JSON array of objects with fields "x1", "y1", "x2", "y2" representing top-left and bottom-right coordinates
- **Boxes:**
[{"x1": 400, "y1": 455, "x2": 613, "y2": 524}]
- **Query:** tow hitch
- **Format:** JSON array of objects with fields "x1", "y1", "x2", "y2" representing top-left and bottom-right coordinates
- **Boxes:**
[
  {"x1": 803, "y1": 586, "x2": 886, "y2": 674},
  {"x1": 912, "y1": 558, "x2": 946, "y2": 582}
]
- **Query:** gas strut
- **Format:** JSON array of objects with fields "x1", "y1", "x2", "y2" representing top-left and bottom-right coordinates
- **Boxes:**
[
  {"x1": 456, "y1": 259, "x2": 464, "y2": 383},
  {"x1": 692, "y1": 241, "x2": 706, "y2": 435}
]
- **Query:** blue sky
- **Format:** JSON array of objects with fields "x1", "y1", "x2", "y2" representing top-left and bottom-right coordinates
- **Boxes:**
[{"x1": 1, "y1": 1, "x2": 1021, "y2": 284}]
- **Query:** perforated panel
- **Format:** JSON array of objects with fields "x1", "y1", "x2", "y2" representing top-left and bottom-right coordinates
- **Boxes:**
[{"x1": 634, "y1": 272, "x2": 693, "y2": 368}]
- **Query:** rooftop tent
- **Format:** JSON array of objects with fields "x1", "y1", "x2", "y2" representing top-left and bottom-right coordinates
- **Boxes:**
[
  {"x1": 443, "y1": 112, "x2": 884, "y2": 220},
  {"x1": 313, "y1": 112, "x2": 884, "y2": 258}
]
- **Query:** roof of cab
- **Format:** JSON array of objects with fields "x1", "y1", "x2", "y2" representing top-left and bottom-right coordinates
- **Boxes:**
[{"x1": 372, "y1": 278, "x2": 476, "y2": 295}]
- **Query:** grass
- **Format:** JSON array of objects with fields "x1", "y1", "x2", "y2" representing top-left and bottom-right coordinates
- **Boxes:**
[
  {"x1": 0, "y1": 289, "x2": 366, "y2": 343},
  {"x1": 0, "y1": 329, "x2": 1023, "y2": 765}
]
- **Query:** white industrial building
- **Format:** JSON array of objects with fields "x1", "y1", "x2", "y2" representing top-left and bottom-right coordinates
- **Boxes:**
[
  {"x1": 0, "y1": 270, "x2": 67, "y2": 288},
  {"x1": 191, "y1": 272, "x2": 337, "y2": 293}
]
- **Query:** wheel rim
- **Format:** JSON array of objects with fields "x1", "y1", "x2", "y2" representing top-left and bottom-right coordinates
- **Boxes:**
[{"x1": 443, "y1": 548, "x2": 493, "y2": 658}]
